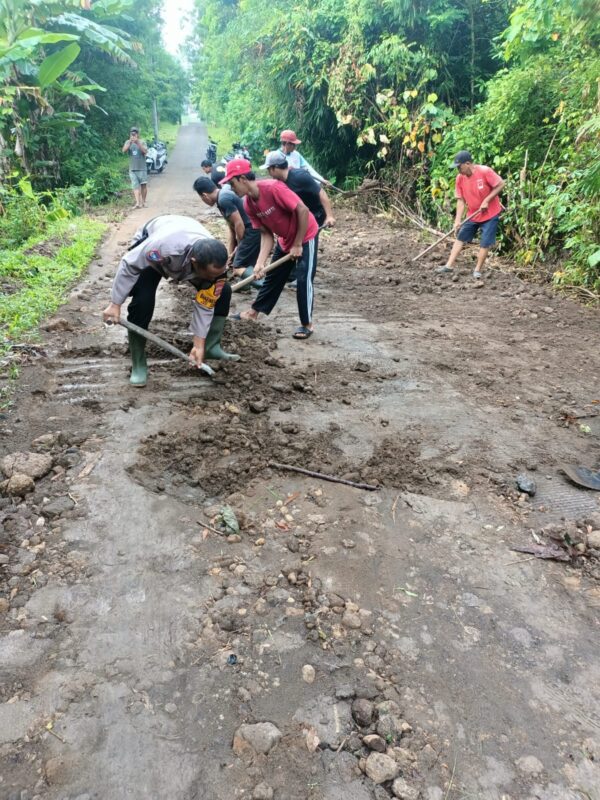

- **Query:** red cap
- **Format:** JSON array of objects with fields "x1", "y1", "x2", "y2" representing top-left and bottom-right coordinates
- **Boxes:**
[
  {"x1": 280, "y1": 129, "x2": 301, "y2": 145},
  {"x1": 219, "y1": 158, "x2": 253, "y2": 184}
]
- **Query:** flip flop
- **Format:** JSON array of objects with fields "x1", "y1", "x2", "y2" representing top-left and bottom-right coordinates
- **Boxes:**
[
  {"x1": 293, "y1": 326, "x2": 313, "y2": 340},
  {"x1": 230, "y1": 312, "x2": 242, "y2": 320}
]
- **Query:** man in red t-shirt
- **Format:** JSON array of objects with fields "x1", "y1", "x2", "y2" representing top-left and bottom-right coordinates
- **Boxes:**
[
  {"x1": 437, "y1": 150, "x2": 505, "y2": 279},
  {"x1": 220, "y1": 159, "x2": 319, "y2": 340}
]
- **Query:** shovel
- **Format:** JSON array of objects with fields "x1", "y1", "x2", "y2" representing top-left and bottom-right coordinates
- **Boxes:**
[
  {"x1": 562, "y1": 464, "x2": 600, "y2": 491},
  {"x1": 231, "y1": 224, "x2": 331, "y2": 293},
  {"x1": 116, "y1": 318, "x2": 215, "y2": 376},
  {"x1": 412, "y1": 208, "x2": 482, "y2": 262},
  {"x1": 232, "y1": 252, "x2": 293, "y2": 293}
]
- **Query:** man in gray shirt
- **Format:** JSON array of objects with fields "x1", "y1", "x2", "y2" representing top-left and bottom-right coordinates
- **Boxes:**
[
  {"x1": 102, "y1": 215, "x2": 239, "y2": 387},
  {"x1": 122, "y1": 127, "x2": 148, "y2": 209}
]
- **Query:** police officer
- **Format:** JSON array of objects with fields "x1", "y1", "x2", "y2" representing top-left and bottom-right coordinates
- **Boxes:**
[{"x1": 102, "y1": 214, "x2": 239, "y2": 387}]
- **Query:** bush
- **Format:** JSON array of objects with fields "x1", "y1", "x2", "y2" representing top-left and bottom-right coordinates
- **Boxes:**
[
  {"x1": 51, "y1": 184, "x2": 92, "y2": 216},
  {"x1": 422, "y1": 51, "x2": 600, "y2": 285},
  {"x1": 85, "y1": 166, "x2": 126, "y2": 205},
  {"x1": 0, "y1": 194, "x2": 48, "y2": 249}
]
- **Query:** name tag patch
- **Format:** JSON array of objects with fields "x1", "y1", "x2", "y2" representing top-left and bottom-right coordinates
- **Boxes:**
[{"x1": 195, "y1": 279, "x2": 225, "y2": 309}]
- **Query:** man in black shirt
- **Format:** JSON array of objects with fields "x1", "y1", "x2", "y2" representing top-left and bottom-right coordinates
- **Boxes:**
[
  {"x1": 201, "y1": 159, "x2": 226, "y2": 187},
  {"x1": 193, "y1": 175, "x2": 263, "y2": 288},
  {"x1": 261, "y1": 151, "x2": 336, "y2": 229},
  {"x1": 261, "y1": 151, "x2": 335, "y2": 286}
]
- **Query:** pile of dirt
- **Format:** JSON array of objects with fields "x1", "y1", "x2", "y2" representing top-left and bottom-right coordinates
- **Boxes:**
[
  {"x1": 130, "y1": 414, "x2": 343, "y2": 501},
  {"x1": 131, "y1": 416, "x2": 452, "y2": 502}
]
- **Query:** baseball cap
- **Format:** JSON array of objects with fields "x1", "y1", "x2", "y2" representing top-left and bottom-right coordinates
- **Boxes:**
[
  {"x1": 130, "y1": 127, "x2": 139, "y2": 133},
  {"x1": 280, "y1": 129, "x2": 301, "y2": 145},
  {"x1": 452, "y1": 150, "x2": 472, "y2": 168},
  {"x1": 219, "y1": 158, "x2": 253, "y2": 184},
  {"x1": 261, "y1": 151, "x2": 288, "y2": 170}
]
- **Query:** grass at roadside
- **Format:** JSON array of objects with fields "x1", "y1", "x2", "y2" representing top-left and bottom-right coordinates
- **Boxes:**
[
  {"x1": 0, "y1": 217, "x2": 106, "y2": 346},
  {"x1": 158, "y1": 121, "x2": 180, "y2": 150}
]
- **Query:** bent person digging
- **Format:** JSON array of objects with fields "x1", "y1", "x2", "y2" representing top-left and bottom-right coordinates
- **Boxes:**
[{"x1": 102, "y1": 214, "x2": 239, "y2": 387}]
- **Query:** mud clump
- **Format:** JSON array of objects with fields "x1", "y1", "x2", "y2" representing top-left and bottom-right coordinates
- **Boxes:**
[
  {"x1": 130, "y1": 414, "x2": 344, "y2": 502},
  {"x1": 131, "y1": 420, "x2": 452, "y2": 504}
]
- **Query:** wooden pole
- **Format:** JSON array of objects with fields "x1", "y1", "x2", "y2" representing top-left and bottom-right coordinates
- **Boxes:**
[
  {"x1": 268, "y1": 461, "x2": 379, "y2": 491},
  {"x1": 232, "y1": 253, "x2": 293, "y2": 293}
]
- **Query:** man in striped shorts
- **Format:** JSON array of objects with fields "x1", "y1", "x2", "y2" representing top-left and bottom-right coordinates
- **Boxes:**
[{"x1": 221, "y1": 158, "x2": 318, "y2": 340}]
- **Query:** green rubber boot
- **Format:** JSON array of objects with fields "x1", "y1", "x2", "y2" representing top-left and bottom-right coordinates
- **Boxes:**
[
  {"x1": 204, "y1": 315, "x2": 240, "y2": 361},
  {"x1": 127, "y1": 330, "x2": 148, "y2": 387}
]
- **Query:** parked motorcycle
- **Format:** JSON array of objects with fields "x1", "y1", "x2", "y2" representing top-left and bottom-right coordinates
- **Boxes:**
[
  {"x1": 231, "y1": 142, "x2": 250, "y2": 160},
  {"x1": 146, "y1": 140, "x2": 168, "y2": 173},
  {"x1": 205, "y1": 139, "x2": 217, "y2": 162},
  {"x1": 220, "y1": 144, "x2": 251, "y2": 166}
]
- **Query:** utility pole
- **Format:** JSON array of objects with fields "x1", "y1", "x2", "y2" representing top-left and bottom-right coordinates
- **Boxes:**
[{"x1": 152, "y1": 98, "x2": 160, "y2": 143}]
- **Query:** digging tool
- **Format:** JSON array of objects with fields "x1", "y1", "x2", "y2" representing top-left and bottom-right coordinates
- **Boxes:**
[
  {"x1": 231, "y1": 224, "x2": 331, "y2": 294},
  {"x1": 232, "y1": 252, "x2": 293, "y2": 293},
  {"x1": 411, "y1": 208, "x2": 482, "y2": 262},
  {"x1": 115, "y1": 319, "x2": 215, "y2": 376}
]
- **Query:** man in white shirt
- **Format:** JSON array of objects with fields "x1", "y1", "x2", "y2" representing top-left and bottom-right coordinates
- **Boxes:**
[{"x1": 277, "y1": 129, "x2": 333, "y2": 188}]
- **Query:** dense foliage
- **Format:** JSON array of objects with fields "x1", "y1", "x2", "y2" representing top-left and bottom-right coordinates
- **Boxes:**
[
  {"x1": 0, "y1": 0, "x2": 186, "y2": 353},
  {"x1": 191, "y1": 0, "x2": 599, "y2": 287},
  {"x1": 0, "y1": 0, "x2": 187, "y2": 191}
]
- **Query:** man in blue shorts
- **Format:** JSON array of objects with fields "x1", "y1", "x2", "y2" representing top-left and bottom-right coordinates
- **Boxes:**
[{"x1": 437, "y1": 150, "x2": 505, "y2": 279}]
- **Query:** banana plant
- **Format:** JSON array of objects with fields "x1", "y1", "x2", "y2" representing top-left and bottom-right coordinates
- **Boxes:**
[{"x1": 0, "y1": 0, "x2": 134, "y2": 175}]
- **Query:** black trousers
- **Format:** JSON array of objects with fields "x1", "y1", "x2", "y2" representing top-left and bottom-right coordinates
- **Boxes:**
[
  {"x1": 252, "y1": 239, "x2": 317, "y2": 326},
  {"x1": 127, "y1": 270, "x2": 232, "y2": 330}
]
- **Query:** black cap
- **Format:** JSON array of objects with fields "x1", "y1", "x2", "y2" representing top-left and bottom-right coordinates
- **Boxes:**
[{"x1": 452, "y1": 150, "x2": 472, "y2": 168}]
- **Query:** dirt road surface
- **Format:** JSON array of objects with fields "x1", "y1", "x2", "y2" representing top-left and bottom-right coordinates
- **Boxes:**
[{"x1": 1, "y1": 123, "x2": 600, "y2": 800}]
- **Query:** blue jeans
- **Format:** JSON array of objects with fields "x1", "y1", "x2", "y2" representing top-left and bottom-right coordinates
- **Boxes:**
[{"x1": 458, "y1": 214, "x2": 500, "y2": 248}]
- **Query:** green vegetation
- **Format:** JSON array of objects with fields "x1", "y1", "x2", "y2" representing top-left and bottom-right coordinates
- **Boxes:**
[
  {"x1": 0, "y1": 0, "x2": 187, "y2": 364},
  {"x1": 191, "y1": 0, "x2": 599, "y2": 289},
  {"x1": 0, "y1": 216, "x2": 105, "y2": 343},
  {"x1": 0, "y1": 0, "x2": 187, "y2": 191}
]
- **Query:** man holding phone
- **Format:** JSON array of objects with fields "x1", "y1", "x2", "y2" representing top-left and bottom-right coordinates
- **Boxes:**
[{"x1": 122, "y1": 127, "x2": 148, "y2": 209}]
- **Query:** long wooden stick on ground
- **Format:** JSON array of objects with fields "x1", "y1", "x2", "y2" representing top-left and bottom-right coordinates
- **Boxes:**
[{"x1": 268, "y1": 461, "x2": 379, "y2": 491}]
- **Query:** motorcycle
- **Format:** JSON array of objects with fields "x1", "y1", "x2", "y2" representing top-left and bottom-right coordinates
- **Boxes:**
[
  {"x1": 221, "y1": 144, "x2": 251, "y2": 165},
  {"x1": 146, "y1": 140, "x2": 168, "y2": 173},
  {"x1": 205, "y1": 139, "x2": 217, "y2": 162},
  {"x1": 231, "y1": 142, "x2": 250, "y2": 160}
]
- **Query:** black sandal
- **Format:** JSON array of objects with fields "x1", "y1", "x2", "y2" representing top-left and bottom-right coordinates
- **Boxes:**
[{"x1": 293, "y1": 326, "x2": 313, "y2": 340}]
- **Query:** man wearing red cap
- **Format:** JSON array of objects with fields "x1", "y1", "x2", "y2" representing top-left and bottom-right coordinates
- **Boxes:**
[
  {"x1": 220, "y1": 159, "x2": 319, "y2": 340},
  {"x1": 278, "y1": 129, "x2": 332, "y2": 188}
]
